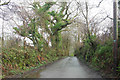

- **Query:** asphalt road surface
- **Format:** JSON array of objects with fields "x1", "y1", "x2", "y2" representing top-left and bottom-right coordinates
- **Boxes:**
[{"x1": 25, "y1": 57, "x2": 102, "y2": 78}]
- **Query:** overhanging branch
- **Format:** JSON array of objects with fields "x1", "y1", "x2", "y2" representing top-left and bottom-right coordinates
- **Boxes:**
[
  {"x1": 96, "y1": 0, "x2": 104, "y2": 7},
  {"x1": 0, "y1": 0, "x2": 10, "y2": 6}
]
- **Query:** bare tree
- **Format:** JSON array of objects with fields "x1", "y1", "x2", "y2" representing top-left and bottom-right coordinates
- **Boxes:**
[{"x1": 75, "y1": 1, "x2": 112, "y2": 41}]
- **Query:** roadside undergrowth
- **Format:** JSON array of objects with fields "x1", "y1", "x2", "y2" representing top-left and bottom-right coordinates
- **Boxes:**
[
  {"x1": 2, "y1": 46, "x2": 66, "y2": 78},
  {"x1": 74, "y1": 35, "x2": 120, "y2": 78}
]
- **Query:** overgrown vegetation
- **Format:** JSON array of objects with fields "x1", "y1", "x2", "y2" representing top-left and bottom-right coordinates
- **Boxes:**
[
  {"x1": 1, "y1": 0, "x2": 119, "y2": 78},
  {"x1": 74, "y1": 28, "x2": 120, "y2": 77},
  {"x1": 73, "y1": 1, "x2": 120, "y2": 78},
  {"x1": 2, "y1": 45, "x2": 65, "y2": 77},
  {"x1": 75, "y1": 36, "x2": 113, "y2": 74},
  {"x1": 2, "y1": 2, "x2": 73, "y2": 77}
]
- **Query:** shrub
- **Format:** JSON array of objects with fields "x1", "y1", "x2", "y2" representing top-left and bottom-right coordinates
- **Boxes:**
[{"x1": 74, "y1": 35, "x2": 114, "y2": 75}]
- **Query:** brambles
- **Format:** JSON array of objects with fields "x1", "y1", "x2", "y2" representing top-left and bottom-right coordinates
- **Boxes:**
[{"x1": 2, "y1": 46, "x2": 66, "y2": 76}]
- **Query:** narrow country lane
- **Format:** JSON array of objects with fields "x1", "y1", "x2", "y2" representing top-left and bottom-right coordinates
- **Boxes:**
[{"x1": 25, "y1": 57, "x2": 102, "y2": 78}]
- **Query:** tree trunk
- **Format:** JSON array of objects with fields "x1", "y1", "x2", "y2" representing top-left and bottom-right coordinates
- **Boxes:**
[{"x1": 2, "y1": 17, "x2": 4, "y2": 49}]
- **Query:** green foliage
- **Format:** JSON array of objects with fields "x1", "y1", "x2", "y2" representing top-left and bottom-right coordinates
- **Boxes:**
[
  {"x1": 52, "y1": 21, "x2": 66, "y2": 33},
  {"x1": 32, "y1": 2, "x2": 55, "y2": 13},
  {"x1": 76, "y1": 35, "x2": 97, "y2": 61},
  {"x1": 58, "y1": 32, "x2": 62, "y2": 48},
  {"x1": 74, "y1": 35, "x2": 114, "y2": 73},
  {"x1": 13, "y1": 27, "x2": 19, "y2": 33},
  {"x1": 9, "y1": 2, "x2": 71, "y2": 77},
  {"x1": 48, "y1": 11, "x2": 56, "y2": 16},
  {"x1": 94, "y1": 39, "x2": 113, "y2": 68},
  {"x1": 13, "y1": 2, "x2": 71, "y2": 53},
  {"x1": 2, "y1": 45, "x2": 65, "y2": 76},
  {"x1": 42, "y1": 2, "x2": 55, "y2": 12},
  {"x1": 69, "y1": 53, "x2": 74, "y2": 57}
]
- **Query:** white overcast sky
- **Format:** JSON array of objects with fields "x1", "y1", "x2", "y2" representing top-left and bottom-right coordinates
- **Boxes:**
[{"x1": 0, "y1": 0, "x2": 113, "y2": 40}]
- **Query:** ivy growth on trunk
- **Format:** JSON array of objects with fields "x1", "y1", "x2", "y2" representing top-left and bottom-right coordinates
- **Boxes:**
[{"x1": 13, "y1": 2, "x2": 72, "y2": 53}]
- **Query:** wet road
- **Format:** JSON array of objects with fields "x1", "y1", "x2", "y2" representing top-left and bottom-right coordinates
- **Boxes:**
[{"x1": 25, "y1": 57, "x2": 102, "y2": 78}]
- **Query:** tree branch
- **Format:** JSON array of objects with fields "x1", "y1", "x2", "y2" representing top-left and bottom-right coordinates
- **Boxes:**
[
  {"x1": 96, "y1": 0, "x2": 104, "y2": 7},
  {"x1": 0, "y1": 0, "x2": 10, "y2": 6},
  {"x1": 76, "y1": 1, "x2": 87, "y2": 19}
]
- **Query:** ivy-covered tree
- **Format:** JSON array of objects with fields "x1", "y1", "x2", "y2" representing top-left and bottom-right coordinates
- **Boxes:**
[
  {"x1": 13, "y1": 2, "x2": 73, "y2": 53},
  {"x1": 47, "y1": 2, "x2": 72, "y2": 53}
]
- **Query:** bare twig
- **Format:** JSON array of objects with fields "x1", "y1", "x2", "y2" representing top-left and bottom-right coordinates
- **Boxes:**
[
  {"x1": 96, "y1": 0, "x2": 104, "y2": 7},
  {"x1": 0, "y1": 0, "x2": 10, "y2": 6}
]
